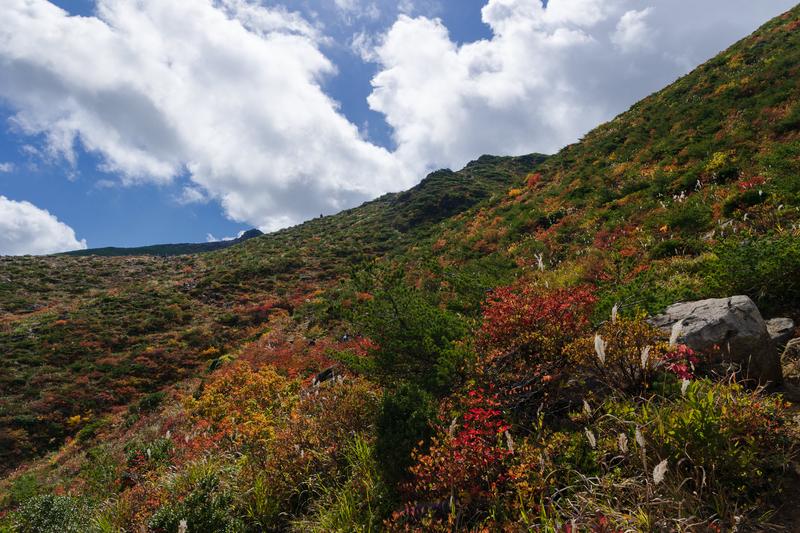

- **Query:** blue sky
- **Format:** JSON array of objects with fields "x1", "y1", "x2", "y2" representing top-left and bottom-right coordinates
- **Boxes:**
[{"x1": 0, "y1": 0, "x2": 795, "y2": 253}]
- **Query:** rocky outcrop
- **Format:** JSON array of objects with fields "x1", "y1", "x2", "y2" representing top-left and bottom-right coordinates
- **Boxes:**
[
  {"x1": 767, "y1": 318, "x2": 795, "y2": 349},
  {"x1": 650, "y1": 295, "x2": 781, "y2": 384},
  {"x1": 781, "y1": 338, "x2": 800, "y2": 384}
]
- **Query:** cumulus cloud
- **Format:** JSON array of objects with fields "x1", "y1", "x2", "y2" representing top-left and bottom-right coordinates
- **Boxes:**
[
  {"x1": 366, "y1": 0, "x2": 796, "y2": 173},
  {"x1": 612, "y1": 8, "x2": 654, "y2": 53},
  {"x1": 0, "y1": 162, "x2": 14, "y2": 173},
  {"x1": 0, "y1": 0, "x2": 414, "y2": 231},
  {"x1": 0, "y1": 196, "x2": 86, "y2": 255}
]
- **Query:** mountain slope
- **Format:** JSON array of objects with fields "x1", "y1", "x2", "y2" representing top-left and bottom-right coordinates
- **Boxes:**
[
  {"x1": 418, "y1": 6, "x2": 800, "y2": 318},
  {"x1": 0, "y1": 153, "x2": 543, "y2": 474}
]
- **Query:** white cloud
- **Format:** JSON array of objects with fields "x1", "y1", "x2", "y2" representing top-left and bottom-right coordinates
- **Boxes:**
[
  {"x1": 0, "y1": 196, "x2": 86, "y2": 255},
  {"x1": 365, "y1": 0, "x2": 796, "y2": 173},
  {"x1": 612, "y1": 8, "x2": 654, "y2": 53},
  {"x1": 206, "y1": 230, "x2": 244, "y2": 242},
  {"x1": 0, "y1": 162, "x2": 13, "y2": 173},
  {"x1": 176, "y1": 186, "x2": 208, "y2": 205},
  {"x1": 334, "y1": 0, "x2": 380, "y2": 21},
  {"x1": 0, "y1": 0, "x2": 414, "y2": 231}
]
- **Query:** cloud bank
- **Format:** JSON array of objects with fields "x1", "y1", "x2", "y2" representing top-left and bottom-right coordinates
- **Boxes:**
[
  {"x1": 0, "y1": 196, "x2": 86, "y2": 255},
  {"x1": 0, "y1": 0, "x2": 794, "y2": 233},
  {"x1": 0, "y1": 0, "x2": 413, "y2": 231}
]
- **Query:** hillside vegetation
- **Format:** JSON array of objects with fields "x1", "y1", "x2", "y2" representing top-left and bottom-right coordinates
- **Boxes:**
[{"x1": 2, "y1": 5, "x2": 800, "y2": 532}]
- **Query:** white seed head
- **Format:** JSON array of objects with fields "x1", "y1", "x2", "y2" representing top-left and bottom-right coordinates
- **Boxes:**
[
  {"x1": 594, "y1": 334, "x2": 606, "y2": 365},
  {"x1": 653, "y1": 459, "x2": 668, "y2": 485},
  {"x1": 611, "y1": 303, "x2": 619, "y2": 323},
  {"x1": 681, "y1": 379, "x2": 690, "y2": 396},
  {"x1": 448, "y1": 417, "x2": 458, "y2": 438},
  {"x1": 505, "y1": 430, "x2": 515, "y2": 453},
  {"x1": 583, "y1": 399, "x2": 592, "y2": 417},
  {"x1": 669, "y1": 320, "x2": 683, "y2": 347},
  {"x1": 635, "y1": 427, "x2": 646, "y2": 449},
  {"x1": 618, "y1": 433, "x2": 629, "y2": 453},
  {"x1": 585, "y1": 428, "x2": 597, "y2": 449},
  {"x1": 640, "y1": 345, "x2": 651, "y2": 370}
]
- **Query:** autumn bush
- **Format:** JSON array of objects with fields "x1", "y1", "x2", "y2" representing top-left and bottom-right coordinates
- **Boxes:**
[
  {"x1": 186, "y1": 362, "x2": 299, "y2": 456},
  {"x1": 236, "y1": 376, "x2": 380, "y2": 528},
  {"x1": 476, "y1": 283, "x2": 596, "y2": 417},
  {"x1": 392, "y1": 388, "x2": 513, "y2": 530},
  {"x1": 565, "y1": 316, "x2": 683, "y2": 394}
]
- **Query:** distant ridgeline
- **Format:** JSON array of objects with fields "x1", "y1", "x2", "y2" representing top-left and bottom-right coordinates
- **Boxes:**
[{"x1": 61, "y1": 228, "x2": 263, "y2": 257}]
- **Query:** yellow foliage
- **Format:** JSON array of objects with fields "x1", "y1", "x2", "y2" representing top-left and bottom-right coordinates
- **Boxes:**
[
  {"x1": 187, "y1": 362, "x2": 299, "y2": 450},
  {"x1": 705, "y1": 151, "x2": 734, "y2": 174}
]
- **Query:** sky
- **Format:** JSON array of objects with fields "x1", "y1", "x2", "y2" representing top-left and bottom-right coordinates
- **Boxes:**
[{"x1": 0, "y1": 0, "x2": 796, "y2": 254}]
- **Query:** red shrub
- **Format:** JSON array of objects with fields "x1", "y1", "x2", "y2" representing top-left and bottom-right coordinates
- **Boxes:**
[
  {"x1": 479, "y1": 284, "x2": 596, "y2": 357},
  {"x1": 407, "y1": 388, "x2": 512, "y2": 515}
]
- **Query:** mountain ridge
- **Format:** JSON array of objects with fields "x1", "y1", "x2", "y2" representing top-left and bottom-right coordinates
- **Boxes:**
[{"x1": 61, "y1": 228, "x2": 264, "y2": 257}]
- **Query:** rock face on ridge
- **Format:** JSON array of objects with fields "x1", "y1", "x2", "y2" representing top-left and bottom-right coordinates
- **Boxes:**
[{"x1": 650, "y1": 295, "x2": 782, "y2": 384}]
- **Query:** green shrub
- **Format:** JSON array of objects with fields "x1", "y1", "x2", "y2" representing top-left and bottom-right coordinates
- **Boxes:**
[
  {"x1": 722, "y1": 189, "x2": 767, "y2": 216},
  {"x1": 649, "y1": 238, "x2": 704, "y2": 259},
  {"x1": 648, "y1": 381, "x2": 795, "y2": 507},
  {"x1": 704, "y1": 233, "x2": 800, "y2": 313},
  {"x1": 75, "y1": 417, "x2": 109, "y2": 443},
  {"x1": 11, "y1": 495, "x2": 91, "y2": 533},
  {"x1": 354, "y1": 272, "x2": 471, "y2": 393},
  {"x1": 664, "y1": 198, "x2": 712, "y2": 233},
  {"x1": 6, "y1": 474, "x2": 40, "y2": 508},
  {"x1": 376, "y1": 384, "x2": 436, "y2": 490},
  {"x1": 149, "y1": 473, "x2": 244, "y2": 533}
]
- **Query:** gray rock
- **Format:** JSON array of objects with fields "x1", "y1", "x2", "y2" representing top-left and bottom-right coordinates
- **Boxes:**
[
  {"x1": 781, "y1": 338, "x2": 800, "y2": 383},
  {"x1": 650, "y1": 295, "x2": 781, "y2": 384},
  {"x1": 766, "y1": 317, "x2": 795, "y2": 349}
]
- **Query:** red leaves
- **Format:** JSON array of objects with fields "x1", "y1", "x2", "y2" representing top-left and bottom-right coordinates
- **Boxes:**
[
  {"x1": 737, "y1": 175, "x2": 766, "y2": 191},
  {"x1": 526, "y1": 172, "x2": 543, "y2": 188},
  {"x1": 479, "y1": 284, "x2": 597, "y2": 357},
  {"x1": 661, "y1": 344, "x2": 699, "y2": 380},
  {"x1": 409, "y1": 388, "x2": 512, "y2": 503}
]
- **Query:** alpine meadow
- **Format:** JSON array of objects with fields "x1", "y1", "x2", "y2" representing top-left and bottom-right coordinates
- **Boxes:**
[{"x1": 4, "y1": 2, "x2": 800, "y2": 532}]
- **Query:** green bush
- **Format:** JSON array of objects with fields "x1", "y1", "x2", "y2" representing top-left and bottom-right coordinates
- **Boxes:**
[
  {"x1": 11, "y1": 495, "x2": 91, "y2": 533},
  {"x1": 354, "y1": 272, "x2": 471, "y2": 393},
  {"x1": 648, "y1": 381, "x2": 794, "y2": 506},
  {"x1": 704, "y1": 233, "x2": 800, "y2": 313},
  {"x1": 5, "y1": 474, "x2": 40, "y2": 508},
  {"x1": 664, "y1": 197, "x2": 712, "y2": 233},
  {"x1": 722, "y1": 189, "x2": 767, "y2": 216},
  {"x1": 149, "y1": 473, "x2": 244, "y2": 533},
  {"x1": 375, "y1": 384, "x2": 436, "y2": 490},
  {"x1": 649, "y1": 238, "x2": 704, "y2": 259},
  {"x1": 75, "y1": 417, "x2": 109, "y2": 443}
]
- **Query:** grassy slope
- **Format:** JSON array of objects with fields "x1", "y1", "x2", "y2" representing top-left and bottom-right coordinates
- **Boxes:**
[
  {"x1": 0, "y1": 153, "x2": 543, "y2": 474},
  {"x1": 415, "y1": 7, "x2": 800, "y2": 319}
]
